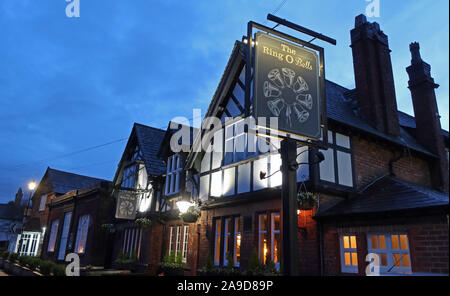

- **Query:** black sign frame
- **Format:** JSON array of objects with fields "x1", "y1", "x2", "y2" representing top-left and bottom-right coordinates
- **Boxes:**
[{"x1": 244, "y1": 21, "x2": 328, "y2": 150}]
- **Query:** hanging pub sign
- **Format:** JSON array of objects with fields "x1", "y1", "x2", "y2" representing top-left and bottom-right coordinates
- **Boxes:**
[
  {"x1": 115, "y1": 191, "x2": 137, "y2": 220},
  {"x1": 253, "y1": 32, "x2": 321, "y2": 140}
]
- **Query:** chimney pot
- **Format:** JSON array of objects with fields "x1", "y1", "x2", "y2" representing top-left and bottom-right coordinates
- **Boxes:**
[
  {"x1": 355, "y1": 14, "x2": 367, "y2": 27},
  {"x1": 409, "y1": 42, "x2": 422, "y2": 64}
]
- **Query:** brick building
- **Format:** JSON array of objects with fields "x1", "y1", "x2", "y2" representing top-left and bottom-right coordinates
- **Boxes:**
[
  {"x1": 15, "y1": 167, "x2": 107, "y2": 257},
  {"x1": 40, "y1": 181, "x2": 113, "y2": 267},
  {"x1": 103, "y1": 15, "x2": 448, "y2": 276}
]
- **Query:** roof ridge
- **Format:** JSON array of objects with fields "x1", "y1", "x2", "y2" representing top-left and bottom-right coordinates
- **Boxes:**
[
  {"x1": 133, "y1": 122, "x2": 166, "y2": 133},
  {"x1": 47, "y1": 167, "x2": 109, "y2": 182}
]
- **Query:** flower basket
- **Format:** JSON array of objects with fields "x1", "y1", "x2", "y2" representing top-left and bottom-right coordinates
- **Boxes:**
[
  {"x1": 297, "y1": 192, "x2": 317, "y2": 210},
  {"x1": 135, "y1": 218, "x2": 152, "y2": 228},
  {"x1": 180, "y1": 211, "x2": 199, "y2": 223}
]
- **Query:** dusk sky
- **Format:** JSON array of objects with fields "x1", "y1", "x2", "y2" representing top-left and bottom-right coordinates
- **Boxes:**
[{"x1": 0, "y1": 0, "x2": 448, "y2": 203}]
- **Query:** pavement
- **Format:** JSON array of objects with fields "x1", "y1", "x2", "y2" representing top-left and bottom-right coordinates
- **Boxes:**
[{"x1": 0, "y1": 269, "x2": 8, "y2": 276}]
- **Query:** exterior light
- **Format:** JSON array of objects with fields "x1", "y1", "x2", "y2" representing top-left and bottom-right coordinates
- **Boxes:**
[
  {"x1": 297, "y1": 209, "x2": 301, "y2": 215},
  {"x1": 42, "y1": 227, "x2": 46, "y2": 234},
  {"x1": 28, "y1": 181, "x2": 37, "y2": 191},
  {"x1": 176, "y1": 201, "x2": 193, "y2": 214}
]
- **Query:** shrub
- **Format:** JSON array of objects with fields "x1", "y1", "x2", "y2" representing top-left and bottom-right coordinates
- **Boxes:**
[
  {"x1": 39, "y1": 260, "x2": 56, "y2": 276},
  {"x1": 2, "y1": 251, "x2": 10, "y2": 260},
  {"x1": 18, "y1": 255, "x2": 28, "y2": 266},
  {"x1": 8, "y1": 252, "x2": 19, "y2": 263},
  {"x1": 28, "y1": 257, "x2": 41, "y2": 271},
  {"x1": 52, "y1": 264, "x2": 67, "y2": 276},
  {"x1": 159, "y1": 251, "x2": 184, "y2": 276},
  {"x1": 247, "y1": 249, "x2": 263, "y2": 275}
]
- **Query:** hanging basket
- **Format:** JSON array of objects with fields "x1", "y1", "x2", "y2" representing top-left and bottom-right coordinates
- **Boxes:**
[
  {"x1": 297, "y1": 192, "x2": 317, "y2": 210},
  {"x1": 180, "y1": 211, "x2": 200, "y2": 223}
]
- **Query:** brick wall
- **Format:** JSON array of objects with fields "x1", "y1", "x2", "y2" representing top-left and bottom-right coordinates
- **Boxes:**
[
  {"x1": 321, "y1": 213, "x2": 448, "y2": 275},
  {"x1": 352, "y1": 136, "x2": 432, "y2": 189}
]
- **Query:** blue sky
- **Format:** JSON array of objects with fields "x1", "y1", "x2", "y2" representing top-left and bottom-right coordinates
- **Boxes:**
[{"x1": 0, "y1": 0, "x2": 448, "y2": 203}]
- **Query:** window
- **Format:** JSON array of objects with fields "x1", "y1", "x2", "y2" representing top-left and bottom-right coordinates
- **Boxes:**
[
  {"x1": 165, "y1": 154, "x2": 183, "y2": 195},
  {"x1": 367, "y1": 233, "x2": 412, "y2": 274},
  {"x1": 75, "y1": 215, "x2": 90, "y2": 254},
  {"x1": 258, "y1": 212, "x2": 281, "y2": 270},
  {"x1": 168, "y1": 226, "x2": 175, "y2": 254},
  {"x1": 58, "y1": 212, "x2": 72, "y2": 260},
  {"x1": 47, "y1": 220, "x2": 59, "y2": 252},
  {"x1": 122, "y1": 227, "x2": 142, "y2": 258},
  {"x1": 223, "y1": 119, "x2": 257, "y2": 165},
  {"x1": 319, "y1": 131, "x2": 353, "y2": 187},
  {"x1": 340, "y1": 235, "x2": 358, "y2": 273},
  {"x1": 182, "y1": 226, "x2": 189, "y2": 263},
  {"x1": 214, "y1": 219, "x2": 222, "y2": 266},
  {"x1": 39, "y1": 195, "x2": 47, "y2": 212},
  {"x1": 18, "y1": 232, "x2": 40, "y2": 256},
  {"x1": 175, "y1": 226, "x2": 182, "y2": 255},
  {"x1": 234, "y1": 217, "x2": 241, "y2": 267},
  {"x1": 122, "y1": 164, "x2": 137, "y2": 189},
  {"x1": 214, "y1": 217, "x2": 241, "y2": 267}
]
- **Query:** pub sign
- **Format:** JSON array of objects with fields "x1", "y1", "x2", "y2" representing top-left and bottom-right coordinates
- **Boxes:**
[
  {"x1": 253, "y1": 33, "x2": 321, "y2": 139},
  {"x1": 115, "y1": 191, "x2": 137, "y2": 220}
]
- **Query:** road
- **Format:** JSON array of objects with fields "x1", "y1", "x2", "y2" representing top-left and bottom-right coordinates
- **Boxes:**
[{"x1": 0, "y1": 269, "x2": 8, "y2": 276}]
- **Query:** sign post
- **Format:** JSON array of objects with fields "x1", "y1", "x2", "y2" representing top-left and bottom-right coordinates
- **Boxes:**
[{"x1": 249, "y1": 16, "x2": 335, "y2": 275}]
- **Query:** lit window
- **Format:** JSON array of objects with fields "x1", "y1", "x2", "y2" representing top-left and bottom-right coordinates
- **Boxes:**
[
  {"x1": 175, "y1": 226, "x2": 182, "y2": 256},
  {"x1": 213, "y1": 217, "x2": 242, "y2": 267},
  {"x1": 47, "y1": 220, "x2": 59, "y2": 252},
  {"x1": 223, "y1": 218, "x2": 232, "y2": 266},
  {"x1": 165, "y1": 154, "x2": 183, "y2": 195},
  {"x1": 271, "y1": 213, "x2": 281, "y2": 270},
  {"x1": 214, "y1": 219, "x2": 222, "y2": 266},
  {"x1": 367, "y1": 233, "x2": 412, "y2": 274},
  {"x1": 39, "y1": 195, "x2": 47, "y2": 212},
  {"x1": 234, "y1": 217, "x2": 241, "y2": 267},
  {"x1": 258, "y1": 214, "x2": 269, "y2": 265},
  {"x1": 319, "y1": 130, "x2": 353, "y2": 187},
  {"x1": 57, "y1": 212, "x2": 72, "y2": 260},
  {"x1": 75, "y1": 215, "x2": 90, "y2": 254},
  {"x1": 340, "y1": 235, "x2": 358, "y2": 273}
]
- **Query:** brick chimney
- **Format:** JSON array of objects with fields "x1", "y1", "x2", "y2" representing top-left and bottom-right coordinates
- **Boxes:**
[
  {"x1": 350, "y1": 14, "x2": 400, "y2": 136},
  {"x1": 406, "y1": 42, "x2": 449, "y2": 193}
]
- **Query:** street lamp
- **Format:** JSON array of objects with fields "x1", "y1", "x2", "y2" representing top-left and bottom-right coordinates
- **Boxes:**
[{"x1": 28, "y1": 181, "x2": 37, "y2": 191}]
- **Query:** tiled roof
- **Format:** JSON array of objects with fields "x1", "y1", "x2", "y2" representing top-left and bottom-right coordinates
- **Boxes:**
[
  {"x1": 46, "y1": 167, "x2": 108, "y2": 195},
  {"x1": 325, "y1": 81, "x2": 441, "y2": 157},
  {"x1": 316, "y1": 176, "x2": 449, "y2": 218},
  {"x1": 134, "y1": 123, "x2": 167, "y2": 175}
]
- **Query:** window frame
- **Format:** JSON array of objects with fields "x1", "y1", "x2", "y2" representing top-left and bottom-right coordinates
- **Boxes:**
[
  {"x1": 319, "y1": 130, "x2": 355, "y2": 188},
  {"x1": 47, "y1": 219, "x2": 60, "y2": 253},
  {"x1": 339, "y1": 234, "x2": 359, "y2": 274},
  {"x1": 38, "y1": 194, "x2": 47, "y2": 212},
  {"x1": 165, "y1": 154, "x2": 183, "y2": 196},
  {"x1": 367, "y1": 232, "x2": 412, "y2": 275},
  {"x1": 213, "y1": 216, "x2": 241, "y2": 268},
  {"x1": 257, "y1": 211, "x2": 281, "y2": 270},
  {"x1": 74, "y1": 215, "x2": 90, "y2": 254}
]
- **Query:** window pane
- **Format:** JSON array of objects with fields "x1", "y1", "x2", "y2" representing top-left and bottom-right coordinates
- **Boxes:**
[
  {"x1": 371, "y1": 236, "x2": 378, "y2": 249},
  {"x1": 273, "y1": 214, "x2": 280, "y2": 231},
  {"x1": 379, "y1": 235, "x2": 386, "y2": 249},
  {"x1": 402, "y1": 254, "x2": 410, "y2": 267},
  {"x1": 391, "y1": 235, "x2": 400, "y2": 249},
  {"x1": 201, "y1": 150, "x2": 211, "y2": 173},
  {"x1": 400, "y1": 235, "x2": 408, "y2": 250},
  {"x1": 260, "y1": 233, "x2": 268, "y2": 264},
  {"x1": 237, "y1": 163, "x2": 251, "y2": 194},
  {"x1": 259, "y1": 215, "x2": 267, "y2": 231},
  {"x1": 337, "y1": 151, "x2": 353, "y2": 187},
  {"x1": 214, "y1": 220, "x2": 221, "y2": 265},
  {"x1": 380, "y1": 253, "x2": 387, "y2": 266},
  {"x1": 343, "y1": 236, "x2": 350, "y2": 249},
  {"x1": 344, "y1": 252, "x2": 351, "y2": 265},
  {"x1": 234, "y1": 217, "x2": 241, "y2": 266},
  {"x1": 319, "y1": 148, "x2": 335, "y2": 183},
  {"x1": 393, "y1": 254, "x2": 401, "y2": 267},
  {"x1": 350, "y1": 236, "x2": 357, "y2": 249},
  {"x1": 351, "y1": 252, "x2": 358, "y2": 266},
  {"x1": 273, "y1": 232, "x2": 280, "y2": 265},
  {"x1": 335, "y1": 132, "x2": 350, "y2": 148}
]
